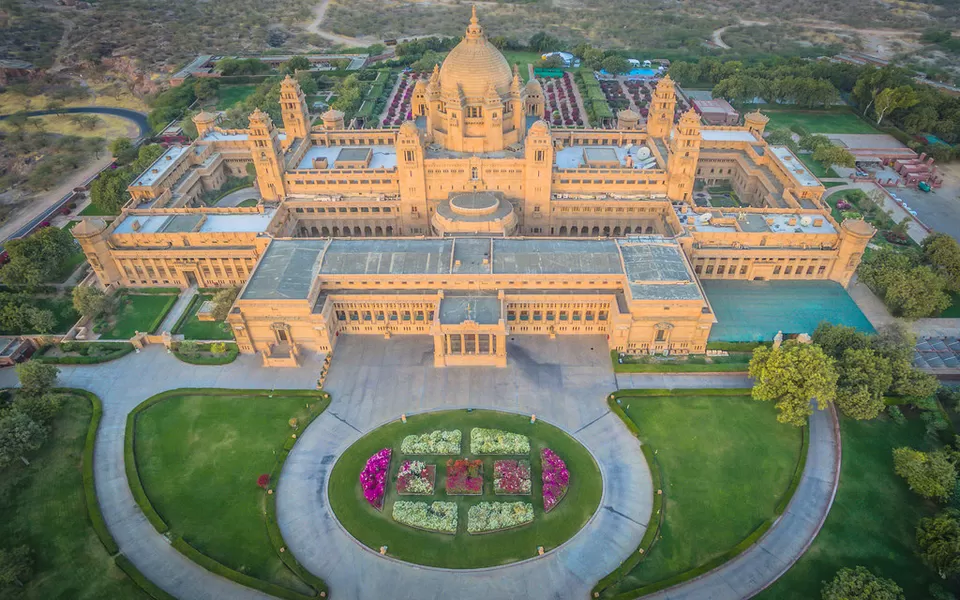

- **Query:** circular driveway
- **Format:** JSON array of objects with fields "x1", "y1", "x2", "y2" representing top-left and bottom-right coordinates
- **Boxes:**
[{"x1": 276, "y1": 336, "x2": 653, "y2": 600}]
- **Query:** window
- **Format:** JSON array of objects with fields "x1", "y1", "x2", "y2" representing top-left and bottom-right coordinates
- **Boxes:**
[
  {"x1": 349, "y1": 311, "x2": 359, "y2": 321},
  {"x1": 560, "y1": 311, "x2": 568, "y2": 321},
  {"x1": 507, "y1": 310, "x2": 516, "y2": 321},
  {"x1": 773, "y1": 266, "x2": 782, "y2": 275},
  {"x1": 740, "y1": 265, "x2": 748, "y2": 275},
  {"x1": 546, "y1": 311, "x2": 555, "y2": 321},
  {"x1": 404, "y1": 150, "x2": 415, "y2": 162},
  {"x1": 520, "y1": 310, "x2": 529, "y2": 321},
  {"x1": 784, "y1": 266, "x2": 793, "y2": 275},
  {"x1": 535, "y1": 149, "x2": 545, "y2": 162},
  {"x1": 705, "y1": 265, "x2": 714, "y2": 274},
  {"x1": 471, "y1": 167, "x2": 479, "y2": 180},
  {"x1": 817, "y1": 265, "x2": 826, "y2": 275},
  {"x1": 655, "y1": 329, "x2": 666, "y2": 342},
  {"x1": 717, "y1": 265, "x2": 725, "y2": 275},
  {"x1": 533, "y1": 311, "x2": 542, "y2": 321},
  {"x1": 572, "y1": 311, "x2": 581, "y2": 321}
]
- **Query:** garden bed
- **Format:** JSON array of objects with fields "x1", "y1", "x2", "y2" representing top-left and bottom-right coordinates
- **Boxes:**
[
  {"x1": 445, "y1": 458, "x2": 484, "y2": 495},
  {"x1": 34, "y1": 341, "x2": 134, "y2": 364},
  {"x1": 173, "y1": 342, "x2": 239, "y2": 365},
  {"x1": 467, "y1": 502, "x2": 534, "y2": 534},
  {"x1": 392, "y1": 501, "x2": 457, "y2": 534},
  {"x1": 396, "y1": 461, "x2": 436, "y2": 496},
  {"x1": 470, "y1": 428, "x2": 530, "y2": 454},
  {"x1": 400, "y1": 429, "x2": 461, "y2": 454},
  {"x1": 494, "y1": 459, "x2": 532, "y2": 495},
  {"x1": 541, "y1": 448, "x2": 570, "y2": 513},
  {"x1": 95, "y1": 291, "x2": 177, "y2": 339}
]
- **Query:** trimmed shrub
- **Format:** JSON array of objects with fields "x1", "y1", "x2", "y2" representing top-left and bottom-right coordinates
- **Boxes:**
[
  {"x1": 173, "y1": 342, "x2": 239, "y2": 365},
  {"x1": 114, "y1": 555, "x2": 177, "y2": 600}
]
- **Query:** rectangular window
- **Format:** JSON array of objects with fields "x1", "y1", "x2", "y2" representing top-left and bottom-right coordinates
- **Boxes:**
[
  {"x1": 656, "y1": 329, "x2": 666, "y2": 342},
  {"x1": 785, "y1": 266, "x2": 793, "y2": 275},
  {"x1": 740, "y1": 265, "x2": 748, "y2": 275},
  {"x1": 520, "y1": 310, "x2": 529, "y2": 321},
  {"x1": 773, "y1": 266, "x2": 782, "y2": 275},
  {"x1": 507, "y1": 310, "x2": 516, "y2": 322},
  {"x1": 546, "y1": 311, "x2": 555, "y2": 321},
  {"x1": 560, "y1": 311, "x2": 568, "y2": 321},
  {"x1": 817, "y1": 265, "x2": 826, "y2": 275}
]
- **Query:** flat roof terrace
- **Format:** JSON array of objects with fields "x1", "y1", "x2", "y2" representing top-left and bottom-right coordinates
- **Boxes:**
[
  {"x1": 680, "y1": 210, "x2": 836, "y2": 235},
  {"x1": 769, "y1": 146, "x2": 821, "y2": 188},
  {"x1": 131, "y1": 146, "x2": 190, "y2": 187},
  {"x1": 113, "y1": 209, "x2": 277, "y2": 235},
  {"x1": 296, "y1": 146, "x2": 397, "y2": 170},
  {"x1": 555, "y1": 145, "x2": 660, "y2": 170},
  {"x1": 241, "y1": 239, "x2": 328, "y2": 300}
]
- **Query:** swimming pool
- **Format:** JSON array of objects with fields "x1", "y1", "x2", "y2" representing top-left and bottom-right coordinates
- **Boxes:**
[{"x1": 599, "y1": 68, "x2": 659, "y2": 78}]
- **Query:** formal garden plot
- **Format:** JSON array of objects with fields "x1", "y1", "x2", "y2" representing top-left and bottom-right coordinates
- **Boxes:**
[
  {"x1": 541, "y1": 449, "x2": 570, "y2": 513},
  {"x1": 541, "y1": 74, "x2": 586, "y2": 127},
  {"x1": 396, "y1": 460, "x2": 436, "y2": 495},
  {"x1": 328, "y1": 409, "x2": 602, "y2": 568},
  {"x1": 494, "y1": 460, "x2": 532, "y2": 495}
]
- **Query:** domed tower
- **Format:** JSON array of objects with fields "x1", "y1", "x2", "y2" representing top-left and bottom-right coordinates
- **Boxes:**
[
  {"x1": 524, "y1": 77, "x2": 545, "y2": 118},
  {"x1": 321, "y1": 108, "x2": 344, "y2": 130},
  {"x1": 617, "y1": 108, "x2": 641, "y2": 130},
  {"x1": 425, "y1": 7, "x2": 532, "y2": 152},
  {"x1": 72, "y1": 218, "x2": 123, "y2": 286},
  {"x1": 745, "y1": 109, "x2": 770, "y2": 139},
  {"x1": 192, "y1": 111, "x2": 219, "y2": 138},
  {"x1": 832, "y1": 219, "x2": 876, "y2": 286},
  {"x1": 647, "y1": 75, "x2": 677, "y2": 138}
]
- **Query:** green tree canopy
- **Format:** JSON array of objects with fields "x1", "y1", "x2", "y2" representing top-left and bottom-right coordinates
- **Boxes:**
[
  {"x1": 283, "y1": 56, "x2": 311, "y2": 73},
  {"x1": 893, "y1": 447, "x2": 956, "y2": 501},
  {"x1": 922, "y1": 233, "x2": 960, "y2": 292},
  {"x1": 749, "y1": 341, "x2": 838, "y2": 427},
  {"x1": 0, "y1": 545, "x2": 33, "y2": 587},
  {"x1": 812, "y1": 144, "x2": 856, "y2": 169},
  {"x1": 917, "y1": 509, "x2": 960, "y2": 578},
  {"x1": 16, "y1": 361, "x2": 59, "y2": 398},
  {"x1": 835, "y1": 347, "x2": 891, "y2": 419},
  {"x1": 72, "y1": 285, "x2": 109, "y2": 319},
  {"x1": 211, "y1": 287, "x2": 240, "y2": 322},
  {"x1": 821, "y1": 566, "x2": 904, "y2": 600},
  {"x1": 0, "y1": 410, "x2": 47, "y2": 469},
  {"x1": 1, "y1": 226, "x2": 78, "y2": 287},
  {"x1": 601, "y1": 55, "x2": 632, "y2": 75}
]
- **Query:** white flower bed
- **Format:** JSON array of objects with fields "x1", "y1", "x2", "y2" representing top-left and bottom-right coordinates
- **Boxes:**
[
  {"x1": 400, "y1": 430, "x2": 461, "y2": 455},
  {"x1": 392, "y1": 501, "x2": 458, "y2": 533},
  {"x1": 467, "y1": 502, "x2": 534, "y2": 533},
  {"x1": 470, "y1": 428, "x2": 530, "y2": 455}
]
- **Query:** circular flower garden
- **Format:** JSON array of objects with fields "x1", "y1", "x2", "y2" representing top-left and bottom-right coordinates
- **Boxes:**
[{"x1": 328, "y1": 409, "x2": 602, "y2": 568}]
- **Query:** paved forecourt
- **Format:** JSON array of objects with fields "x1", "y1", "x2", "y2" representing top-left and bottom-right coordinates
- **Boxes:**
[{"x1": 277, "y1": 335, "x2": 654, "y2": 600}]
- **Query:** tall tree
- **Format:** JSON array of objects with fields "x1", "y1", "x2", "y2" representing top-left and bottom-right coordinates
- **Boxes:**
[
  {"x1": 0, "y1": 410, "x2": 46, "y2": 469},
  {"x1": 749, "y1": 341, "x2": 838, "y2": 427},
  {"x1": 836, "y1": 348, "x2": 891, "y2": 420},
  {"x1": 923, "y1": 233, "x2": 960, "y2": 292},
  {"x1": 16, "y1": 361, "x2": 59, "y2": 398},
  {"x1": 917, "y1": 510, "x2": 960, "y2": 578},
  {"x1": 893, "y1": 447, "x2": 956, "y2": 501},
  {"x1": 873, "y1": 86, "x2": 919, "y2": 126},
  {"x1": 821, "y1": 566, "x2": 904, "y2": 600}
]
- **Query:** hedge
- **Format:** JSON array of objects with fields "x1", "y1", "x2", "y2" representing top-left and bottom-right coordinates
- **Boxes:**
[
  {"x1": 68, "y1": 388, "x2": 120, "y2": 555},
  {"x1": 173, "y1": 342, "x2": 240, "y2": 365},
  {"x1": 705, "y1": 341, "x2": 771, "y2": 352},
  {"x1": 34, "y1": 342, "x2": 135, "y2": 365},
  {"x1": 170, "y1": 535, "x2": 318, "y2": 600},
  {"x1": 170, "y1": 294, "x2": 203, "y2": 335},
  {"x1": 263, "y1": 391, "x2": 332, "y2": 597},
  {"x1": 147, "y1": 294, "x2": 179, "y2": 335},
  {"x1": 612, "y1": 388, "x2": 751, "y2": 398},
  {"x1": 126, "y1": 389, "x2": 331, "y2": 597},
  {"x1": 594, "y1": 389, "x2": 809, "y2": 600},
  {"x1": 114, "y1": 555, "x2": 178, "y2": 600},
  {"x1": 590, "y1": 395, "x2": 665, "y2": 597}
]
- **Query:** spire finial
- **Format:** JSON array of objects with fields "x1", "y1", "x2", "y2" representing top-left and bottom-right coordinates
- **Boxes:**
[
  {"x1": 471, "y1": 5, "x2": 478, "y2": 24},
  {"x1": 465, "y1": 5, "x2": 483, "y2": 39}
]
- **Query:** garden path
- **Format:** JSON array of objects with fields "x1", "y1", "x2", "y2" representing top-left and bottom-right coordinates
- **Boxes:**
[
  {"x1": 0, "y1": 334, "x2": 841, "y2": 600},
  {"x1": 156, "y1": 285, "x2": 197, "y2": 333},
  {"x1": 278, "y1": 335, "x2": 652, "y2": 600}
]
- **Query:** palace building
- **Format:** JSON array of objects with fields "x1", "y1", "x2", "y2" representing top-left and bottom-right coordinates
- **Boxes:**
[{"x1": 73, "y1": 8, "x2": 875, "y2": 367}]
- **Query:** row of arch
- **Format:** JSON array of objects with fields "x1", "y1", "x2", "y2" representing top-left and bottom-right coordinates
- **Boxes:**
[
  {"x1": 556, "y1": 225, "x2": 656, "y2": 237},
  {"x1": 299, "y1": 225, "x2": 396, "y2": 238}
]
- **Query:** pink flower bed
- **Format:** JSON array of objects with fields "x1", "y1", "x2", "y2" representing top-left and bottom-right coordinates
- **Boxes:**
[
  {"x1": 446, "y1": 458, "x2": 484, "y2": 495},
  {"x1": 494, "y1": 459, "x2": 532, "y2": 495},
  {"x1": 360, "y1": 448, "x2": 392, "y2": 510},
  {"x1": 540, "y1": 448, "x2": 570, "y2": 513},
  {"x1": 541, "y1": 73, "x2": 585, "y2": 127},
  {"x1": 382, "y1": 71, "x2": 425, "y2": 127}
]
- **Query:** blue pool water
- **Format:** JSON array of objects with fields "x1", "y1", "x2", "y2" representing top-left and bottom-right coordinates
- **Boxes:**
[{"x1": 599, "y1": 68, "x2": 659, "y2": 78}]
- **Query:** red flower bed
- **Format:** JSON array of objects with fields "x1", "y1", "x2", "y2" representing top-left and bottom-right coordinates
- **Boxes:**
[
  {"x1": 445, "y1": 458, "x2": 484, "y2": 495},
  {"x1": 494, "y1": 459, "x2": 531, "y2": 495}
]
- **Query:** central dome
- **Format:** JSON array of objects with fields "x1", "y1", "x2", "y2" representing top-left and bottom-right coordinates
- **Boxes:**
[{"x1": 439, "y1": 8, "x2": 513, "y2": 99}]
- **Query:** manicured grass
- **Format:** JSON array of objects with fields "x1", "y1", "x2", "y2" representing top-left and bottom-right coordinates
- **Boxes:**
[
  {"x1": 79, "y1": 203, "x2": 119, "y2": 216},
  {"x1": 328, "y1": 409, "x2": 603, "y2": 568},
  {"x1": 823, "y1": 181, "x2": 846, "y2": 188},
  {"x1": 613, "y1": 350, "x2": 750, "y2": 373},
  {"x1": 797, "y1": 152, "x2": 839, "y2": 179},
  {"x1": 601, "y1": 394, "x2": 803, "y2": 596},
  {"x1": 98, "y1": 293, "x2": 176, "y2": 339},
  {"x1": 756, "y1": 415, "x2": 940, "y2": 600},
  {"x1": 216, "y1": 85, "x2": 257, "y2": 110},
  {"x1": 174, "y1": 295, "x2": 234, "y2": 340},
  {"x1": 939, "y1": 291, "x2": 960, "y2": 318},
  {"x1": 0, "y1": 394, "x2": 146, "y2": 599},
  {"x1": 762, "y1": 109, "x2": 879, "y2": 134},
  {"x1": 133, "y1": 392, "x2": 323, "y2": 594},
  {"x1": 237, "y1": 198, "x2": 258, "y2": 207}
]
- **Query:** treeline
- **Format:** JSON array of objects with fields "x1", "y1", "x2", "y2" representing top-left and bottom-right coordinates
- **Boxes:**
[
  {"x1": 89, "y1": 143, "x2": 165, "y2": 215},
  {"x1": 668, "y1": 57, "x2": 960, "y2": 160}
]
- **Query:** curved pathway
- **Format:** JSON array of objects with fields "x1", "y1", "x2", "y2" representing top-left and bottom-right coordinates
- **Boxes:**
[
  {"x1": 0, "y1": 335, "x2": 841, "y2": 600},
  {"x1": 0, "y1": 106, "x2": 150, "y2": 138},
  {"x1": 277, "y1": 336, "x2": 652, "y2": 600}
]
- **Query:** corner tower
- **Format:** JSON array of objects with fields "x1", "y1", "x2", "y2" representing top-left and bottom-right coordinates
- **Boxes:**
[
  {"x1": 247, "y1": 109, "x2": 285, "y2": 201},
  {"x1": 667, "y1": 109, "x2": 701, "y2": 202},
  {"x1": 647, "y1": 75, "x2": 677, "y2": 138},
  {"x1": 280, "y1": 75, "x2": 310, "y2": 144}
]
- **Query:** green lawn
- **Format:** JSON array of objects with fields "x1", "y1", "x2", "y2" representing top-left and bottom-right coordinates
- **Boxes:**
[
  {"x1": 0, "y1": 394, "x2": 146, "y2": 600},
  {"x1": 328, "y1": 409, "x2": 603, "y2": 568},
  {"x1": 602, "y1": 393, "x2": 803, "y2": 596},
  {"x1": 98, "y1": 293, "x2": 176, "y2": 339},
  {"x1": 797, "y1": 152, "x2": 839, "y2": 179},
  {"x1": 0, "y1": 294, "x2": 79, "y2": 335},
  {"x1": 48, "y1": 247, "x2": 87, "y2": 283},
  {"x1": 134, "y1": 392, "x2": 323, "y2": 594},
  {"x1": 79, "y1": 203, "x2": 119, "y2": 217},
  {"x1": 216, "y1": 85, "x2": 257, "y2": 110},
  {"x1": 756, "y1": 415, "x2": 941, "y2": 600},
  {"x1": 503, "y1": 50, "x2": 545, "y2": 81},
  {"x1": 763, "y1": 109, "x2": 879, "y2": 134},
  {"x1": 236, "y1": 198, "x2": 258, "y2": 207},
  {"x1": 175, "y1": 295, "x2": 234, "y2": 340}
]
